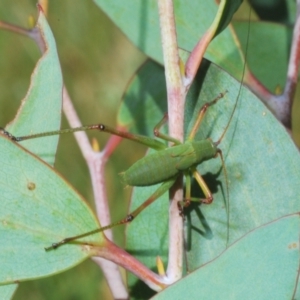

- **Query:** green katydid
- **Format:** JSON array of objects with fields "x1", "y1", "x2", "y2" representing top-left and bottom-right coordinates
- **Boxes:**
[
  {"x1": 0, "y1": 1, "x2": 250, "y2": 255},
  {"x1": 0, "y1": 87, "x2": 236, "y2": 250}
]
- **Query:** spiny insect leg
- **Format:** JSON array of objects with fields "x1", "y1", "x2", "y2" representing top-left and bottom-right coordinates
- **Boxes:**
[
  {"x1": 187, "y1": 91, "x2": 228, "y2": 141},
  {"x1": 191, "y1": 169, "x2": 213, "y2": 204},
  {"x1": 45, "y1": 178, "x2": 177, "y2": 251},
  {"x1": 179, "y1": 169, "x2": 213, "y2": 213}
]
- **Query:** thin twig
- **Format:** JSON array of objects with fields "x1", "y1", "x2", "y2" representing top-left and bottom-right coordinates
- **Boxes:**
[
  {"x1": 62, "y1": 88, "x2": 128, "y2": 299},
  {"x1": 245, "y1": 1, "x2": 300, "y2": 129},
  {"x1": 184, "y1": 0, "x2": 226, "y2": 91},
  {"x1": 158, "y1": 0, "x2": 185, "y2": 283}
]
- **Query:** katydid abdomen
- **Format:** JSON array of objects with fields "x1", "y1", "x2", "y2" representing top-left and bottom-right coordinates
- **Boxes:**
[{"x1": 122, "y1": 139, "x2": 217, "y2": 186}]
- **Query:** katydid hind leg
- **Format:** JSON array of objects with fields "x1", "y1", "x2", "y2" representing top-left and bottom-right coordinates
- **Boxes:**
[
  {"x1": 45, "y1": 178, "x2": 176, "y2": 250},
  {"x1": 0, "y1": 123, "x2": 167, "y2": 151}
]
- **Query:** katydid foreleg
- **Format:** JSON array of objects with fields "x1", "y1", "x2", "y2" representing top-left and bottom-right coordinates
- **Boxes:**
[
  {"x1": 153, "y1": 112, "x2": 181, "y2": 145},
  {"x1": 187, "y1": 91, "x2": 227, "y2": 141}
]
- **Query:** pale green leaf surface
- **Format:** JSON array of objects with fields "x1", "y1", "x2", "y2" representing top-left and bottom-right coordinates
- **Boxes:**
[
  {"x1": 0, "y1": 284, "x2": 18, "y2": 300},
  {"x1": 153, "y1": 215, "x2": 300, "y2": 300},
  {"x1": 5, "y1": 10, "x2": 63, "y2": 166},
  {"x1": 0, "y1": 137, "x2": 102, "y2": 284},
  {"x1": 118, "y1": 59, "x2": 300, "y2": 297},
  {"x1": 94, "y1": 0, "x2": 245, "y2": 79}
]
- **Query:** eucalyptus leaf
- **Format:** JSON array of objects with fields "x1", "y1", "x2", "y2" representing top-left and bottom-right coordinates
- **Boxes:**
[
  {"x1": 118, "y1": 58, "x2": 300, "y2": 297},
  {"x1": 5, "y1": 9, "x2": 63, "y2": 166},
  {"x1": 0, "y1": 136, "x2": 102, "y2": 284},
  {"x1": 154, "y1": 215, "x2": 300, "y2": 300}
]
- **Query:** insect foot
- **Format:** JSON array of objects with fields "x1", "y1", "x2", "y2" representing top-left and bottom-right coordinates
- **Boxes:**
[{"x1": 202, "y1": 195, "x2": 213, "y2": 204}]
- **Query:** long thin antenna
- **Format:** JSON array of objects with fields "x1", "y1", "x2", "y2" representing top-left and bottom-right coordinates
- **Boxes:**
[
  {"x1": 216, "y1": 8, "x2": 252, "y2": 146},
  {"x1": 217, "y1": 7, "x2": 252, "y2": 246}
]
